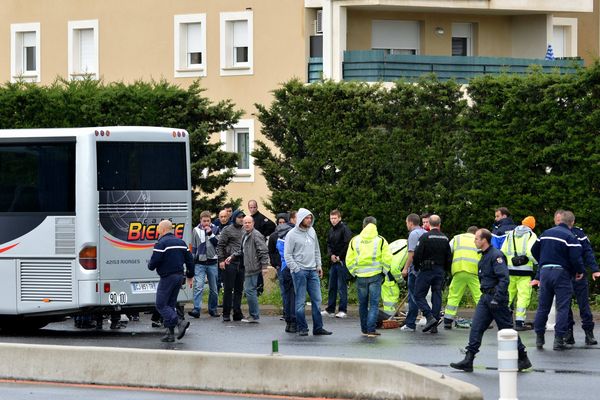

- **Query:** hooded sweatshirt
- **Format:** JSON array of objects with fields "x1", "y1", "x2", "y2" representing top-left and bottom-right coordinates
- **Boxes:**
[
  {"x1": 284, "y1": 208, "x2": 322, "y2": 273},
  {"x1": 216, "y1": 210, "x2": 245, "y2": 263}
]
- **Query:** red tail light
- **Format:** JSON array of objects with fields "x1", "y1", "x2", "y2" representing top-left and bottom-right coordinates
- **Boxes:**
[{"x1": 79, "y1": 246, "x2": 97, "y2": 270}]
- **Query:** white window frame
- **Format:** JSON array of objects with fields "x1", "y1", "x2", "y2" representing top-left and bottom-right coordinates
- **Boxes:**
[
  {"x1": 174, "y1": 14, "x2": 207, "y2": 78},
  {"x1": 68, "y1": 20, "x2": 99, "y2": 80},
  {"x1": 220, "y1": 11, "x2": 254, "y2": 76},
  {"x1": 220, "y1": 119, "x2": 254, "y2": 182},
  {"x1": 552, "y1": 17, "x2": 577, "y2": 58},
  {"x1": 10, "y1": 22, "x2": 41, "y2": 83},
  {"x1": 452, "y1": 23, "x2": 473, "y2": 56}
]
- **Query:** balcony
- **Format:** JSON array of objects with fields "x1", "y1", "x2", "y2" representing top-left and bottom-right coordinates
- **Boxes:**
[{"x1": 307, "y1": 51, "x2": 583, "y2": 83}]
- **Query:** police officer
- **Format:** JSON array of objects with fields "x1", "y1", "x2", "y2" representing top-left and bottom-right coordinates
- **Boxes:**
[
  {"x1": 501, "y1": 216, "x2": 537, "y2": 330},
  {"x1": 450, "y1": 229, "x2": 532, "y2": 372},
  {"x1": 345, "y1": 216, "x2": 392, "y2": 337},
  {"x1": 413, "y1": 214, "x2": 452, "y2": 333},
  {"x1": 444, "y1": 226, "x2": 481, "y2": 329},
  {"x1": 531, "y1": 210, "x2": 585, "y2": 350},
  {"x1": 148, "y1": 220, "x2": 194, "y2": 342},
  {"x1": 557, "y1": 211, "x2": 600, "y2": 346}
]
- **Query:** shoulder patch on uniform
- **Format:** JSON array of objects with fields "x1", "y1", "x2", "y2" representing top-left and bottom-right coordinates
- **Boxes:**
[{"x1": 496, "y1": 257, "x2": 504, "y2": 264}]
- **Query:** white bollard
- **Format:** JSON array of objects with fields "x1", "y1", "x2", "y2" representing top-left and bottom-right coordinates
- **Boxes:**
[
  {"x1": 497, "y1": 329, "x2": 518, "y2": 400},
  {"x1": 546, "y1": 297, "x2": 556, "y2": 331}
]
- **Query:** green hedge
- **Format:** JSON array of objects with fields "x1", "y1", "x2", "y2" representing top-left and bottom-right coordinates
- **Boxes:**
[
  {"x1": 0, "y1": 78, "x2": 242, "y2": 218},
  {"x1": 255, "y1": 63, "x2": 600, "y2": 297}
]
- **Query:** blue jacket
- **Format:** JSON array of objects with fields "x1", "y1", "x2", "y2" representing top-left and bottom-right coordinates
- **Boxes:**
[
  {"x1": 491, "y1": 217, "x2": 516, "y2": 249},
  {"x1": 572, "y1": 226, "x2": 599, "y2": 273},
  {"x1": 531, "y1": 223, "x2": 585, "y2": 276},
  {"x1": 148, "y1": 232, "x2": 194, "y2": 278},
  {"x1": 478, "y1": 246, "x2": 509, "y2": 304}
]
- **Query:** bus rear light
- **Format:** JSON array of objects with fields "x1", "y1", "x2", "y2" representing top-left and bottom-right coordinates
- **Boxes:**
[
  {"x1": 104, "y1": 283, "x2": 111, "y2": 293},
  {"x1": 95, "y1": 130, "x2": 99, "y2": 136},
  {"x1": 79, "y1": 246, "x2": 97, "y2": 270},
  {"x1": 106, "y1": 130, "x2": 110, "y2": 137},
  {"x1": 172, "y1": 131, "x2": 177, "y2": 138},
  {"x1": 96, "y1": 283, "x2": 99, "y2": 292},
  {"x1": 100, "y1": 130, "x2": 105, "y2": 136}
]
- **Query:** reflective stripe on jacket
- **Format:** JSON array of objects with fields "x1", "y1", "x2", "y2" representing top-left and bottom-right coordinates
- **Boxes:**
[
  {"x1": 345, "y1": 223, "x2": 392, "y2": 278},
  {"x1": 501, "y1": 227, "x2": 537, "y2": 275},
  {"x1": 450, "y1": 233, "x2": 480, "y2": 276}
]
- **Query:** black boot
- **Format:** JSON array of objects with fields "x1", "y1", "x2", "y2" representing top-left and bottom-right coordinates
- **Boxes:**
[
  {"x1": 536, "y1": 333, "x2": 545, "y2": 349},
  {"x1": 553, "y1": 335, "x2": 566, "y2": 351},
  {"x1": 584, "y1": 329, "x2": 598, "y2": 345},
  {"x1": 450, "y1": 351, "x2": 475, "y2": 372},
  {"x1": 443, "y1": 318, "x2": 453, "y2": 330},
  {"x1": 285, "y1": 322, "x2": 291, "y2": 332},
  {"x1": 422, "y1": 315, "x2": 437, "y2": 332},
  {"x1": 518, "y1": 351, "x2": 532, "y2": 371},
  {"x1": 514, "y1": 321, "x2": 526, "y2": 332},
  {"x1": 176, "y1": 319, "x2": 190, "y2": 340},
  {"x1": 564, "y1": 328, "x2": 575, "y2": 345},
  {"x1": 161, "y1": 327, "x2": 175, "y2": 342},
  {"x1": 288, "y1": 322, "x2": 297, "y2": 333}
]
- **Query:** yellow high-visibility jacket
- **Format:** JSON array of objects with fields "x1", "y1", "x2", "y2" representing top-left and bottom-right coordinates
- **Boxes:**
[{"x1": 345, "y1": 223, "x2": 392, "y2": 278}]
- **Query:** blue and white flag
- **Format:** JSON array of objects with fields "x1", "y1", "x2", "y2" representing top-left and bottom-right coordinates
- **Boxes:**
[{"x1": 545, "y1": 44, "x2": 555, "y2": 60}]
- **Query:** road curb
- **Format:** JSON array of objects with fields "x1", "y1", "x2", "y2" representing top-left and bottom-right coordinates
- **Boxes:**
[{"x1": 0, "y1": 342, "x2": 482, "y2": 399}]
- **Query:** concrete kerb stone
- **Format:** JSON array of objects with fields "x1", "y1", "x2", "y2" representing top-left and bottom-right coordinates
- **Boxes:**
[{"x1": 0, "y1": 343, "x2": 482, "y2": 400}]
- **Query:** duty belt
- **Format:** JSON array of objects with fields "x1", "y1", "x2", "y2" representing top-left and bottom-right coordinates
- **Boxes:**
[{"x1": 480, "y1": 288, "x2": 495, "y2": 295}]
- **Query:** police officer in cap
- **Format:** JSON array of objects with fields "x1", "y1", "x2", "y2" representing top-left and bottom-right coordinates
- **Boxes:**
[{"x1": 450, "y1": 228, "x2": 532, "y2": 372}]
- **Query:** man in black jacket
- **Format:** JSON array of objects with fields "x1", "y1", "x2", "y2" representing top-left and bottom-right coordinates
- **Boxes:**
[
  {"x1": 413, "y1": 214, "x2": 452, "y2": 333},
  {"x1": 323, "y1": 209, "x2": 353, "y2": 318},
  {"x1": 217, "y1": 210, "x2": 246, "y2": 322},
  {"x1": 148, "y1": 220, "x2": 194, "y2": 342}
]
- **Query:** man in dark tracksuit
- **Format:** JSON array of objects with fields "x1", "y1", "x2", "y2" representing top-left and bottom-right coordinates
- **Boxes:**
[
  {"x1": 532, "y1": 210, "x2": 585, "y2": 350},
  {"x1": 451, "y1": 229, "x2": 531, "y2": 372},
  {"x1": 413, "y1": 214, "x2": 452, "y2": 333},
  {"x1": 148, "y1": 220, "x2": 194, "y2": 342},
  {"x1": 324, "y1": 209, "x2": 353, "y2": 317},
  {"x1": 217, "y1": 210, "x2": 246, "y2": 322}
]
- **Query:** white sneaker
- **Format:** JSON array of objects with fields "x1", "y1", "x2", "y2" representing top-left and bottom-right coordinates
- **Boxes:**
[
  {"x1": 335, "y1": 311, "x2": 347, "y2": 318},
  {"x1": 321, "y1": 310, "x2": 334, "y2": 317},
  {"x1": 400, "y1": 325, "x2": 416, "y2": 332}
]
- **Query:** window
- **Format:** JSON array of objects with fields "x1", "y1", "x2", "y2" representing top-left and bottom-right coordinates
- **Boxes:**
[
  {"x1": 0, "y1": 141, "x2": 75, "y2": 213},
  {"x1": 68, "y1": 20, "x2": 99, "y2": 80},
  {"x1": 371, "y1": 20, "x2": 420, "y2": 55},
  {"x1": 552, "y1": 18, "x2": 577, "y2": 58},
  {"x1": 174, "y1": 14, "x2": 206, "y2": 78},
  {"x1": 220, "y1": 119, "x2": 254, "y2": 182},
  {"x1": 220, "y1": 11, "x2": 253, "y2": 76},
  {"x1": 11, "y1": 23, "x2": 41, "y2": 82},
  {"x1": 97, "y1": 142, "x2": 188, "y2": 191},
  {"x1": 452, "y1": 23, "x2": 473, "y2": 57}
]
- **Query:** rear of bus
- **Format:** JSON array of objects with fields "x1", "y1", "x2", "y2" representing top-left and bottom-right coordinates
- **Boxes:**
[{"x1": 90, "y1": 127, "x2": 192, "y2": 313}]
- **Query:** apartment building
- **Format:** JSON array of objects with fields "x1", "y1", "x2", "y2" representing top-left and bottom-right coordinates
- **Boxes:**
[{"x1": 2, "y1": 0, "x2": 597, "y2": 213}]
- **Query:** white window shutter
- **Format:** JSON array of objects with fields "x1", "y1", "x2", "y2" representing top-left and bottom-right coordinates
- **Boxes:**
[
  {"x1": 187, "y1": 23, "x2": 202, "y2": 53},
  {"x1": 233, "y1": 20, "x2": 248, "y2": 48},
  {"x1": 79, "y1": 29, "x2": 95, "y2": 73}
]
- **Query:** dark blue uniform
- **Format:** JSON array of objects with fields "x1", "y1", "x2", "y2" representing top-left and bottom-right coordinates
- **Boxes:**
[
  {"x1": 413, "y1": 228, "x2": 452, "y2": 324},
  {"x1": 531, "y1": 223, "x2": 585, "y2": 337},
  {"x1": 568, "y1": 227, "x2": 599, "y2": 332},
  {"x1": 466, "y1": 245, "x2": 526, "y2": 354},
  {"x1": 148, "y1": 232, "x2": 194, "y2": 329}
]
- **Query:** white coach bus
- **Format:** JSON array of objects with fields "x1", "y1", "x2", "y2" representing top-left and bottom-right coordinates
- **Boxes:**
[{"x1": 0, "y1": 127, "x2": 192, "y2": 330}]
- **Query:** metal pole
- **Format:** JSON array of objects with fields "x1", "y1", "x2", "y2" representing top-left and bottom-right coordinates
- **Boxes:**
[{"x1": 497, "y1": 329, "x2": 518, "y2": 400}]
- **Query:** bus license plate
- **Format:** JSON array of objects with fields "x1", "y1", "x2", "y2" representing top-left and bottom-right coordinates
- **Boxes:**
[{"x1": 131, "y1": 281, "x2": 158, "y2": 293}]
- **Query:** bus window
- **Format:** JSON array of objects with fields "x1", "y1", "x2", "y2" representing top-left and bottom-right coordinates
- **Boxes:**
[
  {"x1": 0, "y1": 143, "x2": 75, "y2": 213},
  {"x1": 97, "y1": 142, "x2": 187, "y2": 191}
]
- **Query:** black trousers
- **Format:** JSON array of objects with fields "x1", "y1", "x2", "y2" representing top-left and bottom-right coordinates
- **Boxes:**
[{"x1": 222, "y1": 260, "x2": 244, "y2": 319}]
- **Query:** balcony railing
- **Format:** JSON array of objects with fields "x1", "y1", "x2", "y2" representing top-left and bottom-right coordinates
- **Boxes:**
[{"x1": 307, "y1": 51, "x2": 583, "y2": 83}]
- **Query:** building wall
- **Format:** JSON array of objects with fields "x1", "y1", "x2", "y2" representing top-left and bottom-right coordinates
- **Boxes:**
[
  {"x1": 348, "y1": 8, "x2": 546, "y2": 58},
  {"x1": 1, "y1": 0, "x2": 308, "y2": 215},
  {"x1": 557, "y1": 0, "x2": 600, "y2": 63}
]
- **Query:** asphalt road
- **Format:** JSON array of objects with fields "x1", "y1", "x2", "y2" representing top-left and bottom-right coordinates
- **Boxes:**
[{"x1": 0, "y1": 310, "x2": 598, "y2": 399}]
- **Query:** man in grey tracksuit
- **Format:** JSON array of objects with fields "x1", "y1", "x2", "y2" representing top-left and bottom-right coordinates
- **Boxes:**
[{"x1": 284, "y1": 208, "x2": 332, "y2": 337}]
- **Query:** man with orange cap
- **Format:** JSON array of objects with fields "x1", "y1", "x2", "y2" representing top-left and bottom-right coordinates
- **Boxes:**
[{"x1": 501, "y1": 216, "x2": 538, "y2": 330}]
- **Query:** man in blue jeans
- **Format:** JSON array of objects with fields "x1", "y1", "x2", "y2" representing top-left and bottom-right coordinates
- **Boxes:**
[
  {"x1": 284, "y1": 208, "x2": 332, "y2": 337},
  {"x1": 401, "y1": 213, "x2": 427, "y2": 332},
  {"x1": 189, "y1": 211, "x2": 220, "y2": 319},
  {"x1": 148, "y1": 220, "x2": 194, "y2": 342},
  {"x1": 346, "y1": 216, "x2": 392, "y2": 337},
  {"x1": 323, "y1": 209, "x2": 353, "y2": 318}
]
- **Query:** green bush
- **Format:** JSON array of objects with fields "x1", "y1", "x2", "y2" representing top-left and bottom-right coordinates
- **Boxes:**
[{"x1": 0, "y1": 78, "x2": 242, "y2": 218}]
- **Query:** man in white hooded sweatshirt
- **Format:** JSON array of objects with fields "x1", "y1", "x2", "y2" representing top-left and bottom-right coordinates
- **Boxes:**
[{"x1": 284, "y1": 208, "x2": 333, "y2": 336}]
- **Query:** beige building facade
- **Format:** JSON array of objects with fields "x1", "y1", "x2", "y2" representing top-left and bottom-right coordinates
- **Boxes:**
[{"x1": 2, "y1": 0, "x2": 598, "y2": 216}]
